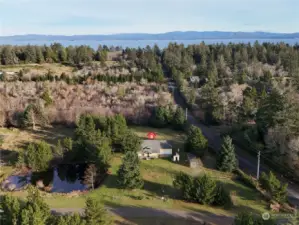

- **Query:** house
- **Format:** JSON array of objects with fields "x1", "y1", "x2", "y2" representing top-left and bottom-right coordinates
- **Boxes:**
[{"x1": 138, "y1": 140, "x2": 172, "y2": 159}]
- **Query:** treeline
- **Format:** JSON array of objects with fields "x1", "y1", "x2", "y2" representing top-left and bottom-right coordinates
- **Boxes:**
[
  {"x1": 163, "y1": 42, "x2": 299, "y2": 80},
  {"x1": 0, "y1": 186, "x2": 112, "y2": 225},
  {"x1": 1, "y1": 70, "x2": 164, "y2": 83},
  {"x1": 0, "y1": 44, "x2": 122, "y2": 65}
]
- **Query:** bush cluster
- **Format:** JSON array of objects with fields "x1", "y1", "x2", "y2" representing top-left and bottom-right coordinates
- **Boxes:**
[{"x1": 173, "y1": 172, "x2": 232, "y2": 208}]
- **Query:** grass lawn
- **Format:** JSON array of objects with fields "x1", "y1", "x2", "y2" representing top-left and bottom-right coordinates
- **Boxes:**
[
  {"x1": 41, "y1": 155, "x2": 267, "y2": 218},
  {"x1": 0, "y1": 125, "x2": 268, "y2": 222}
]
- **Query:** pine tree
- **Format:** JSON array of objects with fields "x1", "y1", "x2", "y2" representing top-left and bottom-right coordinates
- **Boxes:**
[
  {"x1": 26, "y1": 141, "x2": 53, "y2": 171},
  {"x1": 193, "y1": 174, "x2": 217, "y2": 205},
  {"x1": 120, "y1": 130, "x2": 141, "y2": 153},
  {"x1": 173, "y1": 172, "x2": 194, "y2": 201},
  {"x1": 0, "y1": 195, "x2": 21, "y2": 225},
  {"x1": 217, "y1": 136, "x2": 237, "y2": 172},
  {"x1": 23, "y1": 103, "x2": 48, "y2": 130},
  {"x1": 260, "y1": 171, "x2": 288, "y2": 203},
  {"x1": 21, "y1": 186, "x2": 51, "y2": 225},
  {"x1": 172, "y1": 106, "x2": 186, "y2": 130},
  {"x1": 117, "y1": 151, "x2": 143, "y2": 189},
  {"x1": 185, "y1": 125, "x2": 208, "y2": 157},
  {"x1": 84, "y1": 197, "x2": 111, "y2": 225},
  {"x1": 41, "y1": 90, "x2": 53, "y2": 107}
]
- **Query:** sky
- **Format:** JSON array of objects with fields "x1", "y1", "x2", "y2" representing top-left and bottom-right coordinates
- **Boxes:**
[{"x1": 0, "y1": 0, "x2": 298, "y2": 36}]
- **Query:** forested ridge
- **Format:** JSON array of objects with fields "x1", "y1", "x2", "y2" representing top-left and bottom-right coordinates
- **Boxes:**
[{"x1": 1, "y1": 41, "x2": 299, "y2": 177}]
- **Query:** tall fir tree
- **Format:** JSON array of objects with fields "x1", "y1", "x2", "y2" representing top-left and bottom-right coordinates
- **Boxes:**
[
  {"x1": 120, "y1": 130, "x2": 141, "y2": 153},
  {"x1": 172, "y1": 106, "x2": 186, "y2": 130},
  {"x1": 185, "y1": 125, "x2": 208, "y2": 157},
  {"x1": 84, "y1": 197, "x2": 111, "y2": 225},
  {"x1": 217, "y1": 136, "x2": 237, "y2": 172},
  {"x1": 117, "y1": 151, "x2": 143, "y2": 189}
]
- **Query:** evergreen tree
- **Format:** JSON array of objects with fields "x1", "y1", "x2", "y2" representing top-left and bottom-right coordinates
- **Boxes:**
[
  {"x1": 62, "y1": 137, "x2": 73, "y2": 151},
  {"x1": 84, "y1": 197, "x2": 111, "y2": 225},
  {"x1": 21, "y1": 186, "x2": 51, "y2": 225},
  {"x1": 93, "y1": 137, "x2": 112, "y2": 170},
  {"x1": 117, "y1": 151, "x2": 143, "y2": 189},
  {"x1": 23, "y1": 103, "x2": 48, "y2": 130},
  {"x1": 172, "y1": 106, "x2": 186, "y2": 130},
  {"x1": 1, "y1": 46, "x2": 18, "y2": 65},
  {"x1": 185, "y1": 125, "x2": 208, "y2": 157},
  {"x1": 151, "y1": 106, "x2": 168, "y2": 127},
  {"x1": 193, "y1": 174, "x2": 217, "y2": 205},
  {"x1": 0, "y1": 195, "x2": 21, "y2": 225},
  {"x1": 120, "y1": 130, "x2": 141, "y2": 153},
  {"x1": 26, "y1": 141, "x2": 53, "y2": 171},
  {"x1": 35, "y1": 46, "x2": 45, "y2": 64},
  {"x1": 256, "y1": 89, "x2": 284, "y2": 134},
  {"x1": 173, "y1": 172, "x2": 194, "y2": 201},
  {"x1": 214, "y1": 184, "x2": 232, "y2": 207},
  {"x1": 260, "y1": 171, "x2": 288, "y2": 203},
  {"x1": 41, "y1": 90, "x2": 53, "y2": 107},
  {"x1": 217, "y1": 136, "x2": 237, "y2": 172}
]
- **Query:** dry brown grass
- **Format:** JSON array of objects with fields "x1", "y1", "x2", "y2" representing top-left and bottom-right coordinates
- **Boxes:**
[
  {"x1": 0, "y1": 63, "x2": 74, "y2": 77},
  {"x1": 0, "y1": 126, "x2": 74, "y2": 150}
]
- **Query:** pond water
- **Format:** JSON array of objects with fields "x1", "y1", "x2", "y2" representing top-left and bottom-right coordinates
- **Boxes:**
[{"x1": 3, "y1": 164, "x2": 88, "y2": 193}]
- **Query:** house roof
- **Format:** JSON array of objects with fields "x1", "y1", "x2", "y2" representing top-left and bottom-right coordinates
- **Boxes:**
[{"x1": 141, "y1": 140, "x2": 172, "y2": 154}]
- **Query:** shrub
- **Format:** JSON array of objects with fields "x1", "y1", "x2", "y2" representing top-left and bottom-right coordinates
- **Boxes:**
[
  {"x1": 235, "y1": 169, "x2": 258, "y2": 189},
  {"x1": 41, "y1": 90, "x2": 53, "y2": 107},
  {"x1": 25, "y1": 141, "x2": 53, "y2": 171},
  {"x1": 193, "y1": 174, "x2": 217, "y2": 205},
  {"x1": 173, "y1": 172, "x2": 232, "y2": 207},
  {"x1": 214, "y1": 184, "x2": 233, "y2": 208},
  {"x1": 173, "y1": 172, "x2": 194, "y2": 200},
  {"x1": 260, "y1": 171, "x2": 288, "y2": 203}
]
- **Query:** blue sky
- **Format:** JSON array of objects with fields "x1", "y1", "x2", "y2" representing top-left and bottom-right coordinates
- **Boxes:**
[{"x1": 0, "y1": 0, "x2": 298, "y2": 35}]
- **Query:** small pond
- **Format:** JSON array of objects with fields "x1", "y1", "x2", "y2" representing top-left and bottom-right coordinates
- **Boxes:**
[{"x1": 2, "y1": 164, "x2": 88, "y2": 193}]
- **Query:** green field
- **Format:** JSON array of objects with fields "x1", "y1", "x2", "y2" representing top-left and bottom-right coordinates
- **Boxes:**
[{"x1": 0, "y1": 125, "x2": 268, "y2": 223}]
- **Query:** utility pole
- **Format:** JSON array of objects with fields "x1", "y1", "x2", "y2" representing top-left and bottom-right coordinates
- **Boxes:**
[
  {"x1": 185, "y1": 108, "x2": 188, "y2": 121},
  {"x1": 257, "y1": 151, "x2": 261, "y2": 180}
]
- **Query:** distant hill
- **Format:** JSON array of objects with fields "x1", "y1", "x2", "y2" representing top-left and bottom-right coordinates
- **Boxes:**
[{"x1": 1, "y1": 31, "x2": 299, "y2": 41}]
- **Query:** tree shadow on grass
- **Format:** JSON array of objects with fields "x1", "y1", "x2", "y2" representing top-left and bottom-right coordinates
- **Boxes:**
[
  {"x1": 24, "y1": 126, "x2": 74, "y2": 146},
  {"x1": 106, "y1": 201, "x2": 232, "y2": 225},
  {"x1": 218, "y1": 179, "x2": 264, "y2": 202},
  {"x1": 102, "y1": 174, "x2": 179, "y2": 199},
  {"x1": 0, "y1": 149, "x2": 18, "y2": 165}
]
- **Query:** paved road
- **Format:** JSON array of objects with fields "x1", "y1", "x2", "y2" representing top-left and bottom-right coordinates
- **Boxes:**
[
  {"x1": 170, "y1": 85, "x2": 299, "y2": 207},
  {"x1": 51, "y1": 207, "x2": 234, "y2": 225}
]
